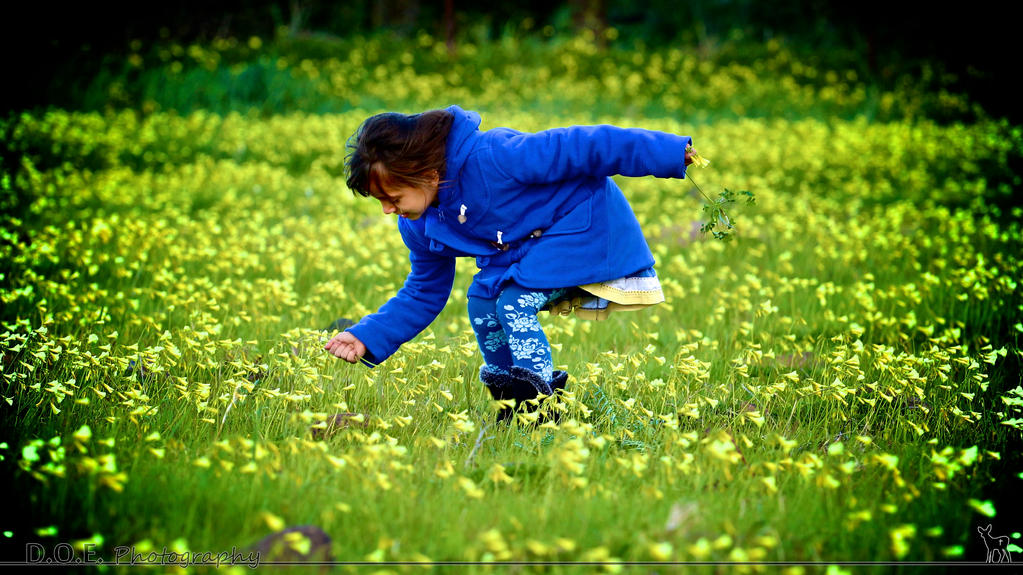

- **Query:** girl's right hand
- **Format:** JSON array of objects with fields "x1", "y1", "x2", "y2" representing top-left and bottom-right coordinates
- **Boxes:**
[{"x1": 324, "y1": 331, "x2": 367, "y2": 363}]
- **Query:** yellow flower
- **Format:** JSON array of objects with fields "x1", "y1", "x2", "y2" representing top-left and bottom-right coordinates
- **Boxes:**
[
  {"x1": 687, "y1": 537, "x2": 711, "y2": 559},
  {"x1": 647, "y1": 541, "x2": 673, "y2": 560},
  {"x1": 435, "y1": 461, "x2": 454, "y2": 479},
  {"x1": 889, "y1": 524, "x2": 916, "y2": 559},
  {"x1": 457, "y1": 477, "x2": 484, "y2": 499},
  {"x1": 487, "y1": 463, "x2": 514, "y2": 485},
  {"x1": 283, "y1": 531, "x2": 311, "y2": 555},
  {"x1": 260, "y1": 511, "x2": 285, "y2": 531},
  {"x1": 527, "y1": 536, "x2": 552, "y2": 556},
  {"x1": 687, "y1": 145, "x2": 711, "y2": 168},
  {"x1": 72, "y1": 425, "x2": 92, "y2": 444}
]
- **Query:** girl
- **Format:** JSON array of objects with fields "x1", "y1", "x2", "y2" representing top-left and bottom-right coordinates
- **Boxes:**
[{"x1": 325, "y1": 105, "x2": 695, "y2": 420}]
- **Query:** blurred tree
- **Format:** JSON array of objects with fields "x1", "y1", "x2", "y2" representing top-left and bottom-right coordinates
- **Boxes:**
[
  {"x1": 569, "y1": 0, "x2": 607, "y2": 46},
  {"x1": 444, "y1": 0, "x2": 456, "y2": 54}
]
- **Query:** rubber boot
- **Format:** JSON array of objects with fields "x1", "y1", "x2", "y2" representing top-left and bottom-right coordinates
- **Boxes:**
[
  {"x1": 479, "y1": 365, "x2": 522, "y2": 422},
  {"x1": 550, "y1": 370, "x2": 569, "y2": 395},
  {"x1": 480, "y1": 366, "x2": 569, "y2": 423}
]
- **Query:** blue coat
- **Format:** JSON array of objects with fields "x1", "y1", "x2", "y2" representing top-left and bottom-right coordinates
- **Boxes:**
[{"x1": 347, "y1": 105, "x2": 692, "y2": 365}]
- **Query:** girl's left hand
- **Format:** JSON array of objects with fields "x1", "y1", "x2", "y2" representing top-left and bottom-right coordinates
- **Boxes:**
[{"x1": 684, "y1": 147, "x2": 695, "y2": 166}]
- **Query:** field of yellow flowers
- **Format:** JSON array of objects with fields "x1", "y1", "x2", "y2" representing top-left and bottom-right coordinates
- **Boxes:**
[{"x1": 2, "y1": 32, "x2": 1022, "y2": 571}]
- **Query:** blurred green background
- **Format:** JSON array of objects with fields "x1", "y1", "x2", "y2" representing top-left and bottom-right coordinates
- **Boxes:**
[{"x1": 2, "y1": 0, "x2": 1017, "y2": 124}]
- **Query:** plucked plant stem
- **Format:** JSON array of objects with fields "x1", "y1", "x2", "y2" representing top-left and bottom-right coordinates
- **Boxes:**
[{"x1": 687, "y1": 146, "x2": 755, "y2": 241}]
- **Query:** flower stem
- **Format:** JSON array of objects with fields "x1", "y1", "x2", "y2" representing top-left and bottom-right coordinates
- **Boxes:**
[{"x1": 687, "y1": 174, "x2": 715, "y2": 204}]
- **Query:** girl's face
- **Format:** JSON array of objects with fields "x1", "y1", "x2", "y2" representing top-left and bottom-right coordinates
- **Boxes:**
[{"x1": 369, "y1": 170, "x2": 440, "y2": 221}]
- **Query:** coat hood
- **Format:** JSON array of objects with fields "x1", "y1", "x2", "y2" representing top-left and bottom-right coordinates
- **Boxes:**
[{"x1": 440, "y1": 105, "x2": 482, "y2": 200}]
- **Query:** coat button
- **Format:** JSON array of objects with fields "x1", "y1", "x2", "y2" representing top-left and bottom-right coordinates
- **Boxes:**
[{"x1": 530, "y1": 229, "x2": 543, "y2": 238}]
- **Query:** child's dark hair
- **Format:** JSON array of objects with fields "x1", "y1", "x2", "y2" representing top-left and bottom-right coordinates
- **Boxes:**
[{"x1": 345, "y1": 110, "x2": 454, "y2": 197}]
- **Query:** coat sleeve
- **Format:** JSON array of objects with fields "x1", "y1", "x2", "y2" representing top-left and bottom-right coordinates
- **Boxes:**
[
  {"x1": 488, "y1": 125, "x2": 693, "y2": 185},
  {"x1": 345, "y1": 218, "x2": 456, "y2": 366}
]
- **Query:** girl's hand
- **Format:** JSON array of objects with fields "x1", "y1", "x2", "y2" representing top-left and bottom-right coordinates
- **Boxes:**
[
  {"x1": 685, "y1": 145, "x2": 710, "y2": 168},
  {"x1": 324, "y1": 331, "x2": 367, "y2": 363}
]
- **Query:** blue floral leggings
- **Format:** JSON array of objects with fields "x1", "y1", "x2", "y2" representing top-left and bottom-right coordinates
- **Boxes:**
[{"x1": 467, "y1": 284, "x2": 568, "y2": 383}]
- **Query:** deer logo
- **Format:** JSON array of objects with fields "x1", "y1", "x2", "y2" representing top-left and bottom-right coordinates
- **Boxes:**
[{"x1": 977, "y1": 524, "x2": 1013, "y2": 563}]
